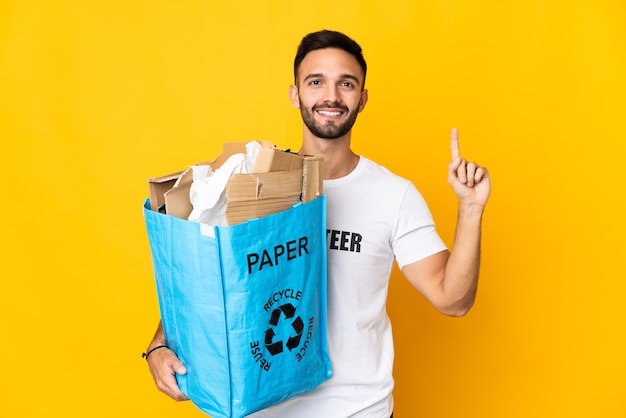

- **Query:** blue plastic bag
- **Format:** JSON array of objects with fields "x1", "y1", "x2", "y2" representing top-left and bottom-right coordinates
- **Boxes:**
[{"x1": 143, "y1": 196, "x2": 331, "y2": 418}]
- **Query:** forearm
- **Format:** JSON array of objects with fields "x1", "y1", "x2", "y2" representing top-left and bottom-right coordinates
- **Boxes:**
[
  {"x1": 442, "y1": 203, "x2": 484, "y2": 316},
  {"x1": 147, "y1": 320, "x2": 167, "y2": 350}
]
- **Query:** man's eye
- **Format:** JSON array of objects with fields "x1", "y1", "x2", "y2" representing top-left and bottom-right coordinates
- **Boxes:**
[
  {"x1": 341, "y1": 82, "x2": 354, "y2": 88},
  {"x1": 309, "y1": 80, "x2": 321, "y2": 85}
]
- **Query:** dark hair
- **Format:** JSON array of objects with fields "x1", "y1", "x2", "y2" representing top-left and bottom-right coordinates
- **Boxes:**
[{"x1": 294, "y1": 30, "x2": 367, "y2": 87}]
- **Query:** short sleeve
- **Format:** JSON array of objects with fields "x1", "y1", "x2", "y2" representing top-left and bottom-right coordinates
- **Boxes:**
[{"x1": 392, "y1": 182, "x2": 448, "y2": 269}]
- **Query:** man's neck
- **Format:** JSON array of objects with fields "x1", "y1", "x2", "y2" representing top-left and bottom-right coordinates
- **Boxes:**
[{"x1": 298, "y1": 133, "x2": 359, "y2": 180}]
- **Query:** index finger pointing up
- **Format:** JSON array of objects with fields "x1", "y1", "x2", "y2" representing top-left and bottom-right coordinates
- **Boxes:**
[{"x1": 450, "y1": 127, "x2": 460, "y2": 160}]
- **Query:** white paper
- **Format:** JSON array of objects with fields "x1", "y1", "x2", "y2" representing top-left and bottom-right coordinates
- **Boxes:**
[{"x1": 188, "y1": 141, "x2": 261, "y2": 226}]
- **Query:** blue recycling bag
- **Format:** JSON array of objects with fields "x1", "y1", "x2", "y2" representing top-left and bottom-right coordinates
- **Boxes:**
[{"x1": 143, "y1": 196, "x2": 331, "y2": 418}]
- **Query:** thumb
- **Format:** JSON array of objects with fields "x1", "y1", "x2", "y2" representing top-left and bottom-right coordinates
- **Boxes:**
[{"x1": 175, "y1": 362, "x2": 187, "y2": 375}]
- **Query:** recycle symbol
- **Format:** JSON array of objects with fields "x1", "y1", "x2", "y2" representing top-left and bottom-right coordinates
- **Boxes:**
[{"x1": 264, "y1": 303, "x2": 304, "y2": 356}]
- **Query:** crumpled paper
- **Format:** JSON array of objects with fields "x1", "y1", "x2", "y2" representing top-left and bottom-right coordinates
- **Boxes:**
[{"x1": 188, "y1": 141, "x2": 261, "y2": 226}]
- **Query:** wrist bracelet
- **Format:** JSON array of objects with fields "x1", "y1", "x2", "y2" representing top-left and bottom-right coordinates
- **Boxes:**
[{"x1": 142, "y1": 344, "x2": 168, "y2": 361}]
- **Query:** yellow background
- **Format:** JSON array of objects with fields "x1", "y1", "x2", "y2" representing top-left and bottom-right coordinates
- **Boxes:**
[{"x1": 1, "y1": 1, "x2": 624, "y2": 417}]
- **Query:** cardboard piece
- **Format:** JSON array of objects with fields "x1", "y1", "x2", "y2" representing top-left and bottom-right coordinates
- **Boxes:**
[
  {"x1": 147, "y1": 171, "x2": 184, "y2": 212},
  {"x1": 148, "y1": 141, "x2": 323, "y2": 225}
]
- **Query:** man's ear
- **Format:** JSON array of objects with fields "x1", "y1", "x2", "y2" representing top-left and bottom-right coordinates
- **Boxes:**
[
  {"x1": 288, "y1": 85, "x2": 300, "y2": 109},
  {"x1": 358, "y1": 89, "x2": 369, "y2": 113}
]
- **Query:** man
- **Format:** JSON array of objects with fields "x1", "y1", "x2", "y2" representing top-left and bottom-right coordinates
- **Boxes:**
[{"x1": 144, "y1": 30, "x2": 490, "y2": 417}]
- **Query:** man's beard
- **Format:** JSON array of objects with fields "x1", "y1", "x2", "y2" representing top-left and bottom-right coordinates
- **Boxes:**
[{"x1": 299, "y1": 101, "x2": 359, "y2": 140}]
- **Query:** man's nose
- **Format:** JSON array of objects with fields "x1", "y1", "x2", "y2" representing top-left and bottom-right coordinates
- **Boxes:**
[{"x1": 323, "y1": 84, "x2": 339, "y2": 103}]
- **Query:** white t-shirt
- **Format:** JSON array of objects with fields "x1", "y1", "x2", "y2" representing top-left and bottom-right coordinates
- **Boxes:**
[{"x1": 249, "y1": 156, "x2": 447, "y2": 417}]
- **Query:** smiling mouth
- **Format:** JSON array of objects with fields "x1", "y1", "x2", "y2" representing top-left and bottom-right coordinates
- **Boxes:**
[{"x1": 316, "y1": 110, "x2": 344, "y2": 117}]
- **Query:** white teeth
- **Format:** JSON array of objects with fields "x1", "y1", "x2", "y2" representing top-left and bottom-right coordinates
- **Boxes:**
[{"x1": 318, "y1": 111, "x2": 342, "y2": 116}]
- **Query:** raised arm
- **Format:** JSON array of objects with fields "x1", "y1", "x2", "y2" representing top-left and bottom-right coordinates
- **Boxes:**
[{"x1": 402, "y1": 128, "x2": 491, "y2": 316}]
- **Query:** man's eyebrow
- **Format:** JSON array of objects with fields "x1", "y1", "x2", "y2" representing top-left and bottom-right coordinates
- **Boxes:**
[{"x1": 303, "y1": 73, "x2": 362, "y2": 86}]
